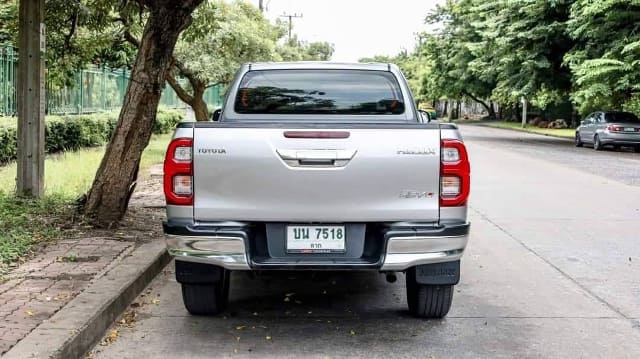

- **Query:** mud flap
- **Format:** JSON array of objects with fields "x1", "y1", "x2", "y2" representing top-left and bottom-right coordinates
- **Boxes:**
[
  {"x1": 414, "y1": 260, "x2": 460, "y2": 285},
  {"x1": 175, "y1": 260, "x2": 225, "y2": 284}
]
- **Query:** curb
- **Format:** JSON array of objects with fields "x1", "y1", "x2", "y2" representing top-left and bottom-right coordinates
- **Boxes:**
[
  {"x1": 4, "y1": 240, "x2": 171, "y2": 359},
  {"x1": 466, "y1": 123, "x2": 574, "y2": 140}
]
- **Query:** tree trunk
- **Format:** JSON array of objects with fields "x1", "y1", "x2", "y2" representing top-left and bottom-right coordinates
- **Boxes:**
[
  {"x1": 443, "y1": 100, "x2": 448, "y2": 116},
  {"x1": 489, "y1": 101, "x2": 497, "y2": 120},
  {"x1": 165, "y1": 72, "x2": 209, "y2": 121},
  {"x1": 84, "y1": 1, "x2": 204, "y2": 227},
  {"x1": 461, "y1": 90, "x2": 495, "y2": 119},
  {"x1": 192, "y1": 84, "x2": 209, "y2": 121}
]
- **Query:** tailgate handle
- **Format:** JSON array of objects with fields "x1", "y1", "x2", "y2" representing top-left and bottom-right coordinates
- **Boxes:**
[{"x1": 277, "y1": 149, "x2": 357, "y2": 167}]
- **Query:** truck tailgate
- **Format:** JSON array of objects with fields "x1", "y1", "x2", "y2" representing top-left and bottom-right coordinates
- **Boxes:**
[{"x1": 193, "y1": 125, "x2": 441, "y2": 222}]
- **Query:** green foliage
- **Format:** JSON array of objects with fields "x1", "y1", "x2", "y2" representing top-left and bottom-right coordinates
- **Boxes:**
[
  {"x1": 277, "y1": 35, "x2": 335, "y2": 62},
  {"x1": 0, "y1": 108, "x2": 183, "y2": 164},
  {"x1": 566, "y1": 0, "x2": 640, "y2": 114},
  {"x1": 174, "y1": 0, "x2": 282, "y2": 85},
  {"x1": 0, "y1": 0, "x2": 135, "y2": 87},
  {"x1": 0, "y1": 0, "x2": 17, "y2": 45}
]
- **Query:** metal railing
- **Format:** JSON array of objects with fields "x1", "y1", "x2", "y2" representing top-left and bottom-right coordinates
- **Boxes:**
[{"x1": 0, "y1": 44, "x2": 224, "y2": 117}]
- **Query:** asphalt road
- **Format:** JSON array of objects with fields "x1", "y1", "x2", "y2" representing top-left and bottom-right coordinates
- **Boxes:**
[{"x1": 91, "y1": 125, "x2": 640, "y2": 358}]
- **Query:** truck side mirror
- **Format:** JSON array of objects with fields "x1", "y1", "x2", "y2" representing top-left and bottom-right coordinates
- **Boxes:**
[
  {"x1": 419, "y1": 110, "x2": 431, "y2": 123},
  {"x1": 211, "y1": 109, "x2": 222, "y2": 122}
]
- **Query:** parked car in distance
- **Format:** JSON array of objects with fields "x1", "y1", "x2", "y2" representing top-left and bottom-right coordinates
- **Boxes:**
[{"x1": 576, "y1": 111, "x2": 640, "y2": 152}]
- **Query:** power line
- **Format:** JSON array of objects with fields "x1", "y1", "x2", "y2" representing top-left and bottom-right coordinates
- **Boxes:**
[{"x1": 280, "y1": 13, "x2": 303, "y2": 42}]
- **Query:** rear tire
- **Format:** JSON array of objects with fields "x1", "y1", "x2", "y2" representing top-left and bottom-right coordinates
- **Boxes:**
[
  {"x1": 406, "y1": 267, "x2": 454, "y2": 318},
  {"x1": 594, "y1": 135, "x2": 603, "y2": 151},
  {"x1": 181, "y1": 270, "x2": 230, "y2": 316},
  {"x1": 575, "y1": 132, "x2": 583, "y2": 147}
]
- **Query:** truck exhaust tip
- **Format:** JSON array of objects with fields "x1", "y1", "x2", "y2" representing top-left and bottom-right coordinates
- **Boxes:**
[{"x1": 385, "y1": 273, "x2": 397, "y2": 283}]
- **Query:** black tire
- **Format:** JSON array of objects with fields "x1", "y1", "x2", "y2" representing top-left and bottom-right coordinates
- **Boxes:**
[
  {"x1": 634, "y1": 145, "x2": 640, "y2": 153},
  {"x1": 406, "y1": 268, "x2": 454, "y2": 318},
  {"x1": 575, "y1": 132, "x2": 583, "y2": 147},
  {"x1": 181, "y1": 270, "x2": 230, "y2": 316},
  {"x1": 594, "y1": 135, "x2": 603, "y2": 151}
]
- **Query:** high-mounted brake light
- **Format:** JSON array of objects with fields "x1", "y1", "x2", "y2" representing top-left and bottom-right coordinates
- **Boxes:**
[
  {"x1": 284, "y1": 131, "x2": 351, "y2": 139},
  {"x1": 164, "y1": 138, "x2": 194, "y2": 206},
  {"x1": 440, "y1": 140, "x2": 470, "y2": 207}
]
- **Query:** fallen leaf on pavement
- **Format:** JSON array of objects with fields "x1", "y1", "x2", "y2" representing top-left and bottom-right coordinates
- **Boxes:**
[
  {"x1": 236, "y1": 325, "x2": 246, "y2": 330},
  {"x1": 265, "y1": 336, "x2": 272, "y2": 341},
  {"x1": 25, "y1": 310, "x2": 34, "y2": 317},
  {"x1": 350, "y1": 330, "x2": 356, "y2": 335},
  {"x1": 151, "y1": 298, "x2": 160, "y2": 305}
]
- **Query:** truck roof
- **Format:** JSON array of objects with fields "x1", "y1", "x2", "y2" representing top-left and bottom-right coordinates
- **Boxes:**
[{"x1": 246, "y1": 61, "x2": 394, "y2": 72}]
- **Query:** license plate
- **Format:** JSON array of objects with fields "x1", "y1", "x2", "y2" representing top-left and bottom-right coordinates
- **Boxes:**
[
  {"x1": 624, "y1": 127, "x2": 636, "y2": 132},
  {"x1": 286, "y1": 225, "x2": 346, "y2": 253}
]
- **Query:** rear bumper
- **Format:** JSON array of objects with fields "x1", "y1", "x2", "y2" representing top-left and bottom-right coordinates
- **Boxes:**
[
  {"x1": 600, "y1": 132, "x2": 640, "y2": 145},
  {"x1": 164, "y1": 221, "x2": 469, "y2": 271}
]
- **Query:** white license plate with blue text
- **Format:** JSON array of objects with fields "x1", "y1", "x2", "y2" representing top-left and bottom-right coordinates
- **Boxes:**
[{"x1": 286, "y1": 225, "x2": 346, "y2": 253}]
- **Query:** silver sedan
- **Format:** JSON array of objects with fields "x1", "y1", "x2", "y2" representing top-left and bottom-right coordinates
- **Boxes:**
[{"x1": 576, "y1": 111, "x2": 640, "y2": 152}]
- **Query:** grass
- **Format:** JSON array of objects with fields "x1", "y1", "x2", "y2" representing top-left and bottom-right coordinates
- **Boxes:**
[
  {"x1": 0, "y1": 116, "x2": 16, "y2": 128},
  {"x1": 0, "y1": 194, "x2": 68, "y2": 275},
  {"x1": 0, "y1": 133, "x2": 172, "y2": 197},
  {"x1": 0, "y1": 133, "x2": 172, "y2": 276},
  {"x1": 485, "y1": 121, "x2": 575, "y2": 139}
]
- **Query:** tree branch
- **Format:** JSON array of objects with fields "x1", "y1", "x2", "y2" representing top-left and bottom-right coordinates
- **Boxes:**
[
  {"x1": 166, "y1": 67, "x2": 194, "y2": 105},
  {"x1": 461, "y1": 90, "x2": 495, "y2": 118},
  {"x1": 123, "y1": 29, "x2": 141, "y2": 48},
  {"x1": 63, "y1": 12, "x2": 79, "y2": 53}
]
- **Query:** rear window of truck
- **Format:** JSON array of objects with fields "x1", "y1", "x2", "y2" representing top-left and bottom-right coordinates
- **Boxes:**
[{"x1": 234, "y1": 70, "x2": 405, "y2": 115}]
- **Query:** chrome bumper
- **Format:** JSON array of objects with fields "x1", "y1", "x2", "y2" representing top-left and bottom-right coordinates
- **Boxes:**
[
  {"x1": 380, "y1": 235, "x2": 467, "y2": 271},
  {"x1": 166, "y1": 231, "x2": 468, "y2": 272},
  {"x1": 166, "y1": 235, "x2": 251, "y2": 270}
]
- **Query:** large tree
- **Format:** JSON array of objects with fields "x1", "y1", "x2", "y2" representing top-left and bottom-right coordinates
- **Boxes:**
[
  {"x1": 566, "y1": 0, "x2": 640, "y2": 114},
  {"x1": 84, "y1": 0, "x2": 204, "y2": 226},
  {"x1": 167, "y1": 0, "x2": 281, "y2": 121}
]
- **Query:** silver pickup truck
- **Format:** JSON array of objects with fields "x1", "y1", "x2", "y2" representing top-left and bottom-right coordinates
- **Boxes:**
[{"x1": 163, "y1": 62, "x2": 471, "y2": 318}]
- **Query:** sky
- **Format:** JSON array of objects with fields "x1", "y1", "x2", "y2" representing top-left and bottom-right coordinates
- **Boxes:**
[{"x1": 250, "y1": 0, "x2": 443, "y2": 62}]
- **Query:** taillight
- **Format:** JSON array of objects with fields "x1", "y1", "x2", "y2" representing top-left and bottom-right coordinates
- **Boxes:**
[
  {"x1": 164, "y1": 138, "x2": 193, "y2": 206},
  {"x1": 440, "y1": 140, "x2": 470, "y2": 207},
  {"x1": 607, "y1": 125, "x2": 622, "y2": 132}
]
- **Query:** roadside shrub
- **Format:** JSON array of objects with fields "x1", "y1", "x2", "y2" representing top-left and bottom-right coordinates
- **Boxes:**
[{"x1": 0, "y1": 108, "x2": 184, "y2": 165}]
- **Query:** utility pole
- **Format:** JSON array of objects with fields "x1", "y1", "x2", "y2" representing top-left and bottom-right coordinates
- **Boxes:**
[
  {"x1": 280, "y1": 13, "x2": 302, "y2": 42},
  {"x1": 521, "y1": 96, "x2": 528, "y2": 128},
  {"x1": 17, "y1": 0, "x2": 45, "y2": 198},
  {"x1": 259, "y1": 0, "x2": 264, "y2": 12}
]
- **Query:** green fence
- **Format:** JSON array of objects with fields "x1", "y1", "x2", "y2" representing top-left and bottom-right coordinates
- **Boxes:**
[
  {"x1": 0, "y1": 46, "x2": 17, "y2": 116},
  {"x1": 1, "y1": 45, "x2": 224, "y2": 117}
]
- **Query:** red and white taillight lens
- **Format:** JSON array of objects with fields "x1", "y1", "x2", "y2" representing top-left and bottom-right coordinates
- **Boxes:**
[
  {"x1": 440, "y1": 140, "x2": 471, "y2": 207},
  {"x1": 164, "y1": 138, "x2": 193, "y2": 206}
]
